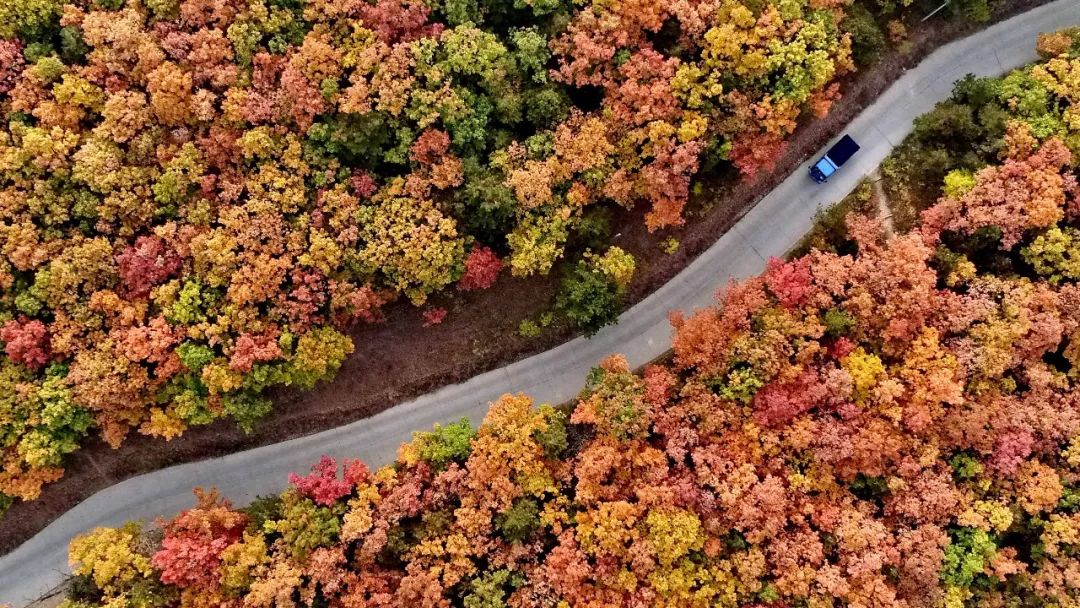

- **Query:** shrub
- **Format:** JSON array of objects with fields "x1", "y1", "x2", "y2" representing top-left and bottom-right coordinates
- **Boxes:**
[
  {"x1": 411, "y1": 418, "x2": 475, "y2": 469},
  {"x1": 518, "y1": 319, "x2": 543, "y2": 339},
  {"x1": 458, "y1": 247, "x2": 503, "y2": 291},
  {"x1": 555, "y1": 262, "x2": 621, "y2": 336},
  {"x1": 843, "y1": 3, "x2": 887, "y2": 67}
]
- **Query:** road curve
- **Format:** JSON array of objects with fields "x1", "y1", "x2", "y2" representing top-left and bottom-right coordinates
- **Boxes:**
[{"x1": 3, "y1": 2, "x2": 1079, "y2": 603}]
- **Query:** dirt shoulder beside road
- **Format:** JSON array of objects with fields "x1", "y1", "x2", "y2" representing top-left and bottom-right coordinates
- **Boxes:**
[{"x1": 0, "y1": 0, "x2": 1053, "y2": 556}]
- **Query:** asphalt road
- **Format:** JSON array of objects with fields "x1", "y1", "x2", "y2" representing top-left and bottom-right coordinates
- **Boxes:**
[{"x1": 3, "y1": 1, "x2": 1079, "y2": 603}]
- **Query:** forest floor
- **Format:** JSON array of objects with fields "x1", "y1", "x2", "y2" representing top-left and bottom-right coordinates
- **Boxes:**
[{"x1": 0, "y1": 0, "x2": 1055, "y2": 555}]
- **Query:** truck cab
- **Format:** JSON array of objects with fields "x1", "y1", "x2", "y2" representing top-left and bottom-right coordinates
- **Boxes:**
[
  {"x1": 810, "y1": 156, "x2": 840, "y2": 182},
  {"x1": 809, "y1": 135, "x2": 860, "y2": 183}
]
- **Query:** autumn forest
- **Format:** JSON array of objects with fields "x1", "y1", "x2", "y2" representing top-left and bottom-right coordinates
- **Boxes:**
[
  {"x1": 0, "y1": 0, "x2": 989, "y2": 514},
  {"x1": 0, "y1": 0, "x2": 932, "y2": 511},
  {"x1": 34, "y1": 22, "x2": 1080, "y2": 608}
]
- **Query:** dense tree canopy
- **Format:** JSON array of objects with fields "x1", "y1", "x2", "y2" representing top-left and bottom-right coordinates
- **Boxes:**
[
  {"x1": 0, "y1": 0, "x2": 923, "y2": 511},
  {"x1": 881, "y1": 27, "x2": 1080, "y2": 232},
  {"x1": 58, "y1": 30, "x2": 1080, "y2": 608}
]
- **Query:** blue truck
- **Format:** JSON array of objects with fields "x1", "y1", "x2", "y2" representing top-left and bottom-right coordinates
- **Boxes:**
[{"x1": 809, "y1": 135, "x2": 860, "y2": 183}]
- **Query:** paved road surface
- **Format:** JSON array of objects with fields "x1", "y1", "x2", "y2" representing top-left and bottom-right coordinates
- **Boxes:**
[{"x1": 3, "y1": 1, "x2": 1079, "y2": 603}]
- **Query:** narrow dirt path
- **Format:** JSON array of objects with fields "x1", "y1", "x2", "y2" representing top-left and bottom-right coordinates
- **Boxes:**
[{"x1": 870, "y1": 169, "x2": 896, "y2": 237}]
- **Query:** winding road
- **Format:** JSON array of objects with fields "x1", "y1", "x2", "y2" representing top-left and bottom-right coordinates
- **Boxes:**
[{"x1": 3, "y1": 2, "x2": 1080, "y2": 603}]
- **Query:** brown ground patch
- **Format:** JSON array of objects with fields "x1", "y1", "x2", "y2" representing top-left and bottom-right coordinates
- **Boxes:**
[{"x1": 0, "y1": 0, "x2": 1050, "y2": 555}]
